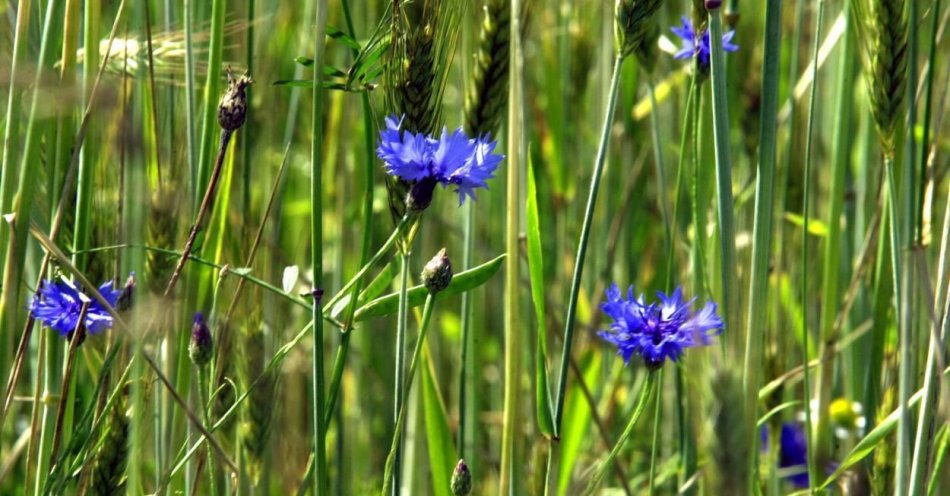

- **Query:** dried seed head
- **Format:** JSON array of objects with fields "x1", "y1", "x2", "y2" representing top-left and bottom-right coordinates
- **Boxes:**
[
  {"x1": 217, "y1": 68, "x2": 252, "y2": 131},
  {"x1": 189, "y1": 313, "x2": 214, "y2": 367},
  {"x1": 614, "y1": 0, "x2": 663, "y2": 58},
  {"x1": 450, "y1": 459, "x2": 472, "y2": 496},
  {"x1": 421, "y1": 248, "x2": 453, "y2": 294}
]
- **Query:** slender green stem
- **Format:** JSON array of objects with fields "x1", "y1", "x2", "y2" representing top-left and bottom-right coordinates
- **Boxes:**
[
  {"x1": 381, "y1": 294, "x2": 437, "y2": 496},
  {"x1": 690, "y1": 77, "x2": 707, "y2": 299},
  {"x1": 391, "y1": 251, "x2": 411, "y2": 495},
  {"x1": 897, "y1": 0, "x2": 919, "y2": 491},
  {"x1": 500, "y1": 2, "x2": 524, "y2": 491},
  {"x1": 707, "y1": 10, "x2": 739, "y2": 345},
  {"x1": 0, "y1": 0, "x2": 33, "y2": 270},
  {"x1": 585, "y1": 372, "x2": 657, "y2": 495},
  {"x1": 195, "y1": 0, "x2": 226, "y2": 209},
  {"x1": 801, "y1": 0, "x2": 826, "y2": 487},
  {"x1": 887, "y1": 155, "x2": 908, "y2": 493},
  {"x1": 648, "y1": 369, "x2": 663, "y2": 495},
  {"x1": 665, "y1": 78, "x2": 697, "y2": 292},
  {"x1": 0, "y1": 0, "x2": 58, "y2": 338},
  {"x1": 553, "y1": 53, "x2": 625, "y2": 433},
  {"x1": 183, "y1": 0, "x2": 197, "y2": 190},
  {"x1": 916, "y1": 0, "x2": 941, "y2": 244},
  {"x1": 199, "y1": 367, "x2": 218, "y2": 496},
  {"x1": 813, "y1": 0, "x2": 854, "y2": 471},
  {"x1": 48, "y1": 305, "x2": 87, "y2": 468},
  {"x1": 909, "y1": 148, "x2": 950, "y2": 495},
  {"x1": 458, "y1": 200, "x2": 474, "y2": 457},
  {"x1": 310, "y1": 0, "x2": 330, "y2": 493},
  {"x1": 741, "y1": 1, "x2": 783, "y2": 488},
  {"x1": 646, "y1": 76, "x2": 671, "y2": 265}
]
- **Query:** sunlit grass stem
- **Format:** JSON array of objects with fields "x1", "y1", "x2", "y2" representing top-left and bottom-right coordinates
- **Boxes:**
[
  {"x1": 195, "y1": 0, "x2": 226, "y2": 208},
  {"x1": 0, "y1": 0, "x2": 57, "y2": 341},
  {"x1": 800, "y1": 0, "x2": 826, "y2": 487},
  {"x1": 499, "y1": 0, "x2": 524, "y2": 492},
  {"x1": 741, "y1": 1, "x2": 783, "y2": 491},
  {"x1": 909, "y1": 3, "x2": 950, "y2": 485},
  {"x1": 0, "y1": 0, "x2": 33, "y2": 273},
  {"x1": 813, "y1": 1, "x2": 855, "y2": 470},
  {"x1": 707, "y1": 10, "x2": 739, "y2": 355}
]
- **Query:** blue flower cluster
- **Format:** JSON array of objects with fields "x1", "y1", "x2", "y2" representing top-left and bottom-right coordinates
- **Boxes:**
[
  {"x1": 671, "y1": 16, "x2": 739, "y2": 69},
  {"x1": 376, "y1": 115, "x2": 504, "y2": 206},
  {"x1": 30, "y1": 278, "x2": 122, "y2": 337},
  {"x1": 598, "y1": 285, "x2": 724, "y2": 369}
]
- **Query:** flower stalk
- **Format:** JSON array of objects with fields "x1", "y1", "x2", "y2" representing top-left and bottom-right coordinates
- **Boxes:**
[
  {"x1": 585, "y1": 372, "x2": 658, "y2": 494},
  {"x1": 163, "y1": 70, "x2": 252, "y2": 298},
  {"x1": 382, "y1": 292, "x2": 440, "y2": 496}
]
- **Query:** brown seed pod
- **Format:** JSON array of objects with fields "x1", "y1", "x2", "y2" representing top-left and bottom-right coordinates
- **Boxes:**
[{"x1": 217, "y1": 67, "x2": 252, "y2": 131}]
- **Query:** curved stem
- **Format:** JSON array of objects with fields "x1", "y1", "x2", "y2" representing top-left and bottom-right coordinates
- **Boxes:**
[
  {"x1": 648, "y1": 369, "x2": 663, "y2": 495},
  {"x1": 552, "y1": 53, "x2": 625, "y2": 433},
  {"x1": 586, "y1": 371, "x2": 658, "y2": 495}
]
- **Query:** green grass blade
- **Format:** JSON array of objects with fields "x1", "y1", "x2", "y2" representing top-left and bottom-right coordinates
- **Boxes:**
[
  {"x1": 421, "y1": 346, "x2": 459, "y2": 496},
  {"x1": 527, "y1": 152, "x2": 555, "y2": 437}
]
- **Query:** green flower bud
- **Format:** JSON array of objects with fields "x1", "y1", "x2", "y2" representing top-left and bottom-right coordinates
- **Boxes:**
[
  {"x1": 450, "y1": 459, "x2": 472, "y2": 496},
  {"x1": 189, "y1": 313, "x2": 213, "y2": 367}
]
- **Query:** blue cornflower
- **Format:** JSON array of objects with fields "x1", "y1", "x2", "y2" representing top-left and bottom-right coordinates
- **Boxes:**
[
  {"x1": 597, "y1": 285, "x2": 724, "y2": 369},
  {"x1": 760, "y1": 422, "x2": 838, "y2": 489},
  {"x1": 671, "y1": 16, "x2": 738, "y2": 69},
  {"x1": 376, "y1": 115, "x2": 504, "y2": 208},
  {"x1": 30, "y1": 277, "x2": 122, "y2": 337},
  {"x1": 778, "y1": 422, "x2": 810, "y2": 488}
]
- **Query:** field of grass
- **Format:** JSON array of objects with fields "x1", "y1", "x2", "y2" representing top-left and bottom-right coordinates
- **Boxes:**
[{"x1": 1, "y1": 0, "x2": 949, "y2": 494}]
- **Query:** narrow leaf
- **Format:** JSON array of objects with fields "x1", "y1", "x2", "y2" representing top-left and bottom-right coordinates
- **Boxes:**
[
  {"x1": 421, "y1": 346, "x2": 458, "y2": 496},
  {"x1": 354, "y1": 255, "x2": 505, "y2": 321},
  {"x1": 820, "y1": 388, "x2": 926, "y2": 489},
  {"x1": 527, "y1": 153, "x2": 555, "y2": 437}
]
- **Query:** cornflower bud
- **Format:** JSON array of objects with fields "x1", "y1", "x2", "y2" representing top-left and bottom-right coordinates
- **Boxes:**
[
  {"x1": 421, "y1": 248, "x2": 453, "y2": 294},
  {"x1": 189, "y1": 313, "x2": 214, "y2": 367},
  {"x1": 450, "y1": 459, "x2": 472, "y2": 496}
]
